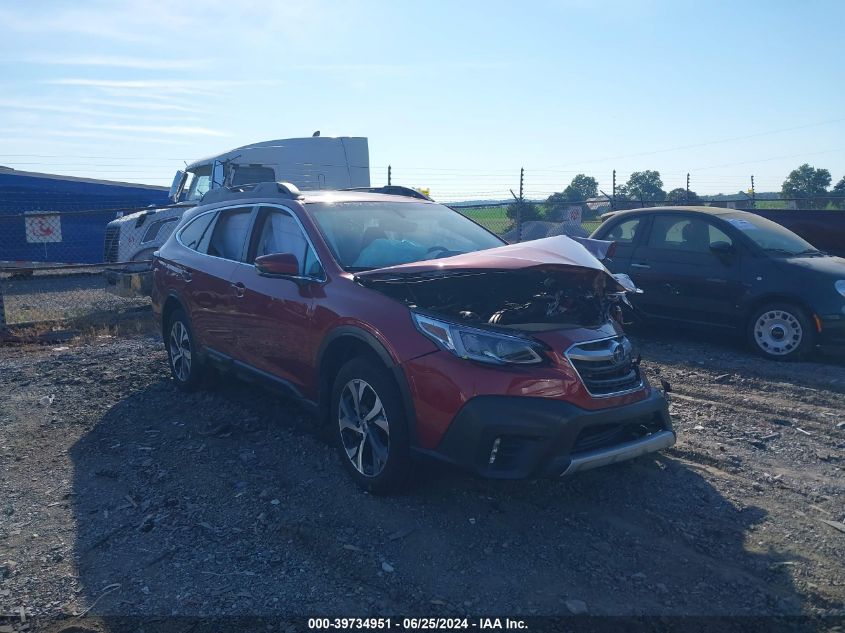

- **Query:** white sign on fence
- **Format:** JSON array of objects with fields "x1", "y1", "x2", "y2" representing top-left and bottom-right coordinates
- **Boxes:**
[
  {"x1": 24, "y1": 213, "x2": 62, "y2": 243},
  {"x1": 565, "y1": 205, "x2": 582, "y2": 224}
]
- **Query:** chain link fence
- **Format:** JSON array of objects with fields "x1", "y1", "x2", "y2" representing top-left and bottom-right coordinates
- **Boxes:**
[
  {"x1": 0, "y1": 266, "x2": 149, "y2": 329},
  {"x1": 0, "y1": 203, "x2": 156, "y2": 331},
  {"x1": 1, "y1": 185, "x2": 841, "y2": 332}
]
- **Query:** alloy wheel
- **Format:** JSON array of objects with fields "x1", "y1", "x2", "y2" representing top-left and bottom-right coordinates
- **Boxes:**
[
  {"x1": 169, "y1": 320, "x2": 192, "y2": 382},
  {"x1": 753, "y1": 309, "x2": 803, "y2": 356},
  {"x1": 338, "y1": 378, "x2": 390, "y2": 477}
]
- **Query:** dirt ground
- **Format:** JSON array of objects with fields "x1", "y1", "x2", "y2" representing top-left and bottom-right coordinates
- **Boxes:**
[{"x1": 0, "y1": 319, "x2": 843, "y2": 631}]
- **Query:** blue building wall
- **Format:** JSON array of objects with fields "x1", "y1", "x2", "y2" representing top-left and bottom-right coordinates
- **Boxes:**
[{"x1": 0, "y1": 169, "x2": 168, "y2": 264}]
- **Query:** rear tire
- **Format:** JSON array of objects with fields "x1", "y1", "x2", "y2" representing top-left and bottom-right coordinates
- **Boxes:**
[
  {"x1": 747, "y1": 303, "x2": 814, "y2": 361},
  {"x1": 166, "y1": 309, "x2": 206, "y2": 391},
  {"x1": 331, "y1": 357, "x2": 411, "y2": 494}
]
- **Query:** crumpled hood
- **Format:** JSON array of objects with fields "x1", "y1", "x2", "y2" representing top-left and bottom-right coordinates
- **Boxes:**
[{"x1": 354, "y1": 236, "x2": 624, "y2": 290}]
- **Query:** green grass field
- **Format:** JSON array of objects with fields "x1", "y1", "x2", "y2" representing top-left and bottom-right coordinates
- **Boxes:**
[{"x1": 454, "y1": 205, "x2": 602, "y2": 236}]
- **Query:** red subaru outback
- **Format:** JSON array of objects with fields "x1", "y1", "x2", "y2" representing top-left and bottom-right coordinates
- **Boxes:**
[{"x1": 151, "y1": 183, "x2": 674, "y2": 493}]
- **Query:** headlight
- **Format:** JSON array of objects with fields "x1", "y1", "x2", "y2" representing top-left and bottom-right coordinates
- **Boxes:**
[
  {"x1": 836, "y1": 280, "x2": 845, "y2": 298},
  {"x1": 412, "y1": 313, "x2": 544, "y2": 365}
]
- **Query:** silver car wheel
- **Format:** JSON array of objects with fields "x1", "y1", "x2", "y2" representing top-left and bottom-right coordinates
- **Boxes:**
[
  {"x1": 169, "y1": 320, "x2": 192, "y2": 382},
  {"x1": 753, "y1": 309, "x2": 802, "y2": 356},
  {"x1": 338, "y1": 378, "x2": 390, "y2": 477}
]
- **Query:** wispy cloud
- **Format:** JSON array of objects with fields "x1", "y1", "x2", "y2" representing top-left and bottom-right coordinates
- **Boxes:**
[
  {"x1": 0, "y1": 128, "x2": 186, "y2": 146},
  {"x1": 20, "y1": 55, "x2": 212, "y2": 70},
  {"x1": 76, "y1": 123, "x2": 228, "y2": 137},
  {"x1": 45, "y1": 78, "x2": 275, "y2": 96},
  {"x1": 0, "y1": 99, "x2": 200, "y2": 121},
  {"x1": 290, "y1": 61, "x2": 512, "y2": 74},
  {"x1": 80, "y1": 98, "x2": 201, "y2": 113}
]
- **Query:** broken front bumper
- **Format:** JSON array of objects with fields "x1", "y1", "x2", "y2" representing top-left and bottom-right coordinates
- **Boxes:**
[{"x1": 425, "y1": 389, "x2": 674, "y2": 479}]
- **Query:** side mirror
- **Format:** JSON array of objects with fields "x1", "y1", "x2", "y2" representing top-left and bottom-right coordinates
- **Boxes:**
[
  {"x1": 255, "y1": 253, "x2": 300, "y2": 277},
  {"x1": 710, "y1": 241, "x2": 733, "y2": 254},
  {"x1": 168, "y1": 170, "x2": 186, "y2": 203}
]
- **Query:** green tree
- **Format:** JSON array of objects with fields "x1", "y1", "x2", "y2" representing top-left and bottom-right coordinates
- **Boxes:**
[
  {"x1": 610, "y1": 185, "x2": 637, "y2": 210},
  {"x1": 545, "y1": 174, "x2": 598, "y2": 218},
  {"x1": 624, "y1": 170, "x2": 666, "y2": 205},
  {"x1": 781, "y1": 163, "x2": 831, "y2": 209},
  {"x1": 506, "y1": 200, "x2": 541, "y2": 223},
  {"x1": 564, "y1": 173, "x2": 599, "y2": 201},
  {"x1": 666, "y1": 187, "x2": 703, "y2": 206},
  {"x1": 833, "y1": 176, "x2": 845, "y2": 209}
]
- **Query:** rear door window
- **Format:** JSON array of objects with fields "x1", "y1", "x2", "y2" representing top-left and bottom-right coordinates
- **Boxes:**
[
  {"x1": 648, "y1": 215, "x2": 732, "y2": 253},
  {"x1": 207, "y1": 207, "x2": 255, "y2": 261}
]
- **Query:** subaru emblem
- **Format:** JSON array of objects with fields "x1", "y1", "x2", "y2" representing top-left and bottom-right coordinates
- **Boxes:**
[{"x1": 611, "y1": 340, "x2": 627, "y2": 364}]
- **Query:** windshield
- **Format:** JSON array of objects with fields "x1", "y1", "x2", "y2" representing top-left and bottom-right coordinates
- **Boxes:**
[
  {"x1": 721, "y1": 213, "x2": 820, "y2": 256},
  {"x1": 184, "y1": 165, "x2": 212, "y2": 201},
  {"x1": 307, "y1": 201, "x2": 505, "y2": 270}
]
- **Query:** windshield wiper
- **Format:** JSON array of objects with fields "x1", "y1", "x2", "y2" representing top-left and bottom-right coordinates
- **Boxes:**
[{"x1": 797, "y1": 248, "x2": 826, "y2": 257}]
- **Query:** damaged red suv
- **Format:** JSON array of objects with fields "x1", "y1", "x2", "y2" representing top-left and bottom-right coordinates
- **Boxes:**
[{"x1": 151, "y1": 183, "x2": 675, "y2": 493}]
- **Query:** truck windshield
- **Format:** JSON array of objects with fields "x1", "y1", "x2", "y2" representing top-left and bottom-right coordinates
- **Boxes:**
[
  {"x1": 722, "y1": 213, "x2": 821, "y2": 256},
  {"x1": 184, "y1": 165, "x2": 212, "y2": 201},
  {"x1": 308, "y1": 201, "x2": 505, "y2": 270}
]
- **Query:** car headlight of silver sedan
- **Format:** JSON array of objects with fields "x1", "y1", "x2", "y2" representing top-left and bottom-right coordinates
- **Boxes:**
[
  {"x1": 412, "y1": 313, "x2": 544, "y2": 365},
  {"x1": 836, "y1": 280, "x2": 845, "y2": 298}
]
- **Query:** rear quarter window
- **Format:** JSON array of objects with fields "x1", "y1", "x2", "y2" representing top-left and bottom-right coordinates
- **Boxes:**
[{"x1": 178, "y1": 212, "x2": 216, "y2": 253}]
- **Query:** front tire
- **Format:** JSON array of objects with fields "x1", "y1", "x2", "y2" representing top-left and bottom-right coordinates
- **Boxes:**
[
  {"x1": 747, "y1": 303, "x2": 814, "y2": 360},
  {"x1": 331, "y1": 358, "x2": 411, "y2": 494},
  {"x1": 166, "y1": 309, "x2": 206, "y2": 391}
]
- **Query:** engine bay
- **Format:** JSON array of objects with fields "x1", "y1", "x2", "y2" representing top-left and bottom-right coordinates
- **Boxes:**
[{"x1": 360, "y1": 268, "x2": 625, "y2": 331}]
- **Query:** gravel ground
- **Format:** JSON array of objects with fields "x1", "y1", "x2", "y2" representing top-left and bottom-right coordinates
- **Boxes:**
[
  {"x1": 0, "y1": 321, "x2": 843, "y2": 631},
  {"x1": 0, "y1": 271, "x2": 147, "y2": 325}
]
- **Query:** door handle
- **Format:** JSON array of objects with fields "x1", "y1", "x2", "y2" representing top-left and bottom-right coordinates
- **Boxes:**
[
  {"x1": 631, "y1": 263, "x2": 651, "y2": 269},
  {"x1": 230, "y1": 281, "x2": 246, "y2": 298}
]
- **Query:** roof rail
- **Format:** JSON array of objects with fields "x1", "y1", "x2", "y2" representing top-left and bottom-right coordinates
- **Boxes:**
[
  {"x1": 341, "y1": 185, "x2": 431, "y2": 200},
  {"x1": 200, "y1": 181, "x2": 303, "y2": 204}
]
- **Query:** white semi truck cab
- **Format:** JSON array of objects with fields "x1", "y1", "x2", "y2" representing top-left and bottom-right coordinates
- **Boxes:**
[{"x1": 104, "y1": 135, "x2": 369, "y2": 296}]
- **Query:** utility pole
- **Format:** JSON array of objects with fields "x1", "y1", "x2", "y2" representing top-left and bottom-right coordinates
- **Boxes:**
[
  {"x1": 612, "y1": 169, "x2": 616, "y2": 204},
  {"x1": 517, "y1": 167, "x2": 525, "y2": 243},
  {"x1": 519, "y1": 167, "x2": 524, "y2": 202},
  {"x1": 387, "y1": 165, "x2": 392, "y2": 186},
  {"x1": 750, "y1": 175, "x2": 756, "y2": 209},
  {"x1": 686, "y1": 173, "x2": 690, "y2": 204}
]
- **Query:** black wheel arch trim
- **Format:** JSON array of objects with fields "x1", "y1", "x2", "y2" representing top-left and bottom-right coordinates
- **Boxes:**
[
  {"x1": 743, "y1": 293, "x2": 819, "y2": 330},
  {"x1": 317, "y1": 325, "x2": 420, "y2": 445},
  {"x1": 161, "y1": 292, "x2": 189, "y2": 337}
]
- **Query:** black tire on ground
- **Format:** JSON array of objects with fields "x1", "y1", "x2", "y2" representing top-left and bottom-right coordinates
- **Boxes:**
[
  {"x1": 746, "y1": 302, "x2": 815, "y2": 361},
  {"x1": 330, "y1": 357, "x2": 411, "y2": 494},
  {"x1": 165, "y1": 308, "x2": 206, "y2": 391}
]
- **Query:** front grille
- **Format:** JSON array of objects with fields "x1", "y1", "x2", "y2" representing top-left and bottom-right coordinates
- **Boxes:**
[
  {"x1": 571, "y1": 414, "x2": 665, "y2": 454},
  {"x1": 566, "y1": 336, "x2": 642, "y2": 397},
  {"x1": 103, "y1": 226, "x2": 120, "y2": 263}
]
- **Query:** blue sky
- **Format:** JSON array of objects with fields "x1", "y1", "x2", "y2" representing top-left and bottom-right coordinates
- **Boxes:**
[{"x1": 1, "y1": 0, "x2": 843, "y2": 201}]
